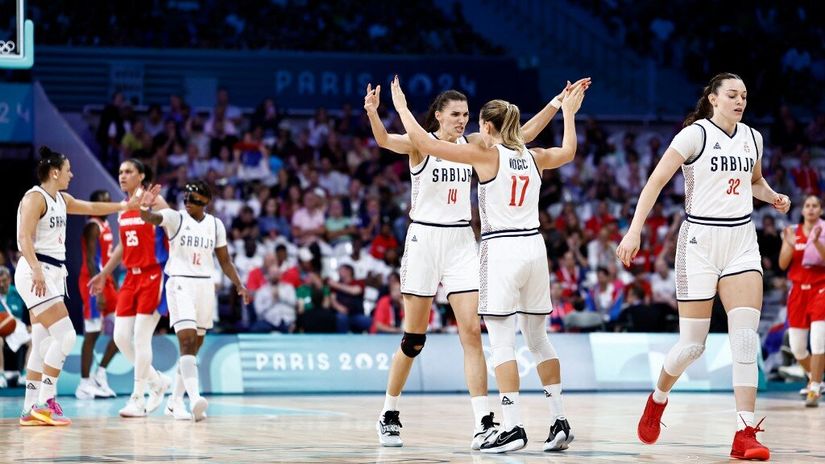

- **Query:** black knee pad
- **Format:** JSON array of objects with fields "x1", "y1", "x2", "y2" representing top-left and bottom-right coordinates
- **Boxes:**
[{"x1": 400, "y1": 332, "x2": 426, "y2": 358}]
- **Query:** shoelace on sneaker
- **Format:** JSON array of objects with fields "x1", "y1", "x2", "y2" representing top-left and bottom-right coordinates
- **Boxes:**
[
  {"x1": 48, "y1": 399, "x2": 64, "y2": 416},
  {"x1": 643, "y1": 402, "x2": 667, "y2": 429},
  {"x1": 382, "y1": 411, "x2": 402, "y2": 434},
  {"x1": 739, "y1": 416, "x2": 766, "y2": 438},
  {"x1": 480, "y1": 413, "x2": 500, "y2": 431}
]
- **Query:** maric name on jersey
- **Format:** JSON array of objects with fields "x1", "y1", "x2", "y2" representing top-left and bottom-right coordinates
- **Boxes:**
[
  {"x1": 431, "y1": 167, "x2": 472, "y2": 183},
  {"x1": 179, "y1": 234, "x2": 215, "y2": 250},
  {"x1": 710, "y1": 155, "x2": 755, "y2": 172}
]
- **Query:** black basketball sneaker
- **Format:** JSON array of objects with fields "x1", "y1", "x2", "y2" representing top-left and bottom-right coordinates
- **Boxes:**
[
  {"x1": 376, "y1": 410, "x2": 403, "y2": 447},
  {"x1": 471, "y1": 412, "x2": 500, "y2": 450},
  {"x1": 480, "y1": 425, "x2": 527, "y2": 453},
  {"x1": 544, "y1": 416, "x2": 574, "y2": 451}
]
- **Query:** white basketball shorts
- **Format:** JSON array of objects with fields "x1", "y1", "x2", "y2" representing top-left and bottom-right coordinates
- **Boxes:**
[
  {"x1": 15, "y1": 256, "x2": 67, "y2": 316},
  {"x1": 400, "y1": 222, "x2": 479, "y2": 298},
  {"x1": 165, "y1": 276, "x2": 217, "y2": 333},
  {"x1": 478, "y1": 232, "x2": 552, "y2": 316}
]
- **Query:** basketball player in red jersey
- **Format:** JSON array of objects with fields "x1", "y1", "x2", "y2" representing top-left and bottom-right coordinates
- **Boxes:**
[
  {"x1": 779, "y1": 194, "x2": 825, "y2": 407},
  {"x1": 76, "y1": 189, "x2": 119, "y2": 400},
  {"x1": 90, "y1": 159, "x2": 172, "y2": 417}
]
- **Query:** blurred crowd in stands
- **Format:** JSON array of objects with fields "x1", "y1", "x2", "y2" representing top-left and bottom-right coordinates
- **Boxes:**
[
  {"x1": 582, "y1": 0, "x2": 825, "y2": 115},
  {"x1": 27, "y1": 0, "x2": 502, "y2": 55}
]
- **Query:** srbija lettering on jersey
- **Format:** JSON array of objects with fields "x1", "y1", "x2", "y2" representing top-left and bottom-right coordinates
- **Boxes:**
[
  {"x1": 16, "y1": 186, "x2": 67, "y2": 261},
  {"x1": 478, "y1": 144, "x2": 541, "y2": 239},
  {"x1": 160, "y1": 209, "x2": 227, "y2": 277},
  {"x1": 682, "y1": 119, "x2": 759, "y2": 222},
  {"x1": 408, "y1": 133, "x2": 473, "y2": 225}
]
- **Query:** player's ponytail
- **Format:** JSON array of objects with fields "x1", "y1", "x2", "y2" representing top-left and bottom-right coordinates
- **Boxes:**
[
  {"x1": 480, "y1": 99, "x2": 525, "y2": 151},
  {"x1": 684, "y1": 72, "x2": 743, "y2": 127},
  {"x1": 423, "y1": 90, "x2": 467, "y2": 132}
]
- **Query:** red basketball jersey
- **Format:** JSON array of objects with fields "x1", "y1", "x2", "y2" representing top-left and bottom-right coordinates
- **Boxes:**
[
  {"x1": 118, "y1": 209, "x2": 169, "y2": 269},
  {"x1": 79, "y1": 217, "x2": 115, "y2": 278},
  {"x1": 787, "y1": 225, "x2": 825, "y2": 285}
]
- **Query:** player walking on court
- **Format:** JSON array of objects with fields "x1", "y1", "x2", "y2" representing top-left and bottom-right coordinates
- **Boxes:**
[
  {"x1": 616, "y1": 73, "x2": 790, "y2": 461},
  {"x1": 16, "y1": 146, "x2": 140, "y2": 426},
  {"x1": 137, "y1": 181, "x2": 250, "y2": 421},
  {"x1": 76, "y1": 189, "x2": 120, "y2": 400},
  {"x1": 90, "y1": 159, "x2": 172, "y2": 417},
  {"x1": 366, "y1": 78, "x2": 586, "y2": 449},
  {"x1": 778, "y1": 194, "x2": 825, "y2": 407},
  {"x1": 391, "y1": 76, "x2": 587, "y2": 453}
]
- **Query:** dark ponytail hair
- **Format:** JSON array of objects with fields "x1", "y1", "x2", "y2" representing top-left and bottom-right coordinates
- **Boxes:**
[
  {"x1": 122, "y1": 158, "x2": 153, "y2": 186},
  {"x1": 423, "y1": 90, "x2": 468, "y2": 132},
  {"x1": 683, "y1": 72, "x2": 743, "y2": 127},
  {"x1": 36, "y1": 146, "x2": 68, "y2": 182}
]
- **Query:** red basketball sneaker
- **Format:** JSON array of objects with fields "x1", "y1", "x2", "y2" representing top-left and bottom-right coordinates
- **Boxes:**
[
  {"x1": 637, "y1": 393, "x2": 667, "y2": 444},
  {"x1": 730, "y1": 418, "x2": 769, "y2": 461}
]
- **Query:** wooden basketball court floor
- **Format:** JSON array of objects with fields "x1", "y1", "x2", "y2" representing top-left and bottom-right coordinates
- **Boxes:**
[{"x1": 0, "y1": 392, "x2": 823, "y2": 463}]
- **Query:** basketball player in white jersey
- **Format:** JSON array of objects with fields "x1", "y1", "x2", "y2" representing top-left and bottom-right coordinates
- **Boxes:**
[
  {"x1": 137, "y1": 180, "x2": 250, "y2": 421},
  {"x1": 366, "y1": 78, "x2": 588, "y2": 448},
  {"x1": 16, "y1": 146, "x2": 140, "y2": 426},
  {"x1": 616, "y1": 73, "x2": 790, "y2": 461},
  {"x1": 391, "y1": 76, "x2": 587, "y2": 453}
]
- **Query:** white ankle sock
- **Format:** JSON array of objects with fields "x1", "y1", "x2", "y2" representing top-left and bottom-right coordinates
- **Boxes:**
[
  {"x1": 180, "y1": 355, "x2": 201, "y2": 401},
  {"x1": 471, "y1": 396, "x2": 490, "y2": 429},
  {"x1": 39, "y1": 374, "x2": 58, "y2": 403},
  {"x1": 737, "y1": 410, "x2": 755, "y2": 431},
  {"x1": 543, "y1": 384, "x2": 565, "y2": 419},
  {"x1": 652, "y1": 387, "x2": 669, "y2": 404},
  {"x1": 24, "y1": 380, "x2": 40, "y2": 411},
  {"x1": 381, "y1": 394, "x2": 399, "y2": 416},
  {"x1": 499, "y1": 392, "x2": 521, "y2": 430}
]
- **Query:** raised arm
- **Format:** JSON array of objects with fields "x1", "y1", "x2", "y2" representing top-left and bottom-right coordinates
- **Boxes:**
[
  {"x1": 390, "y1": 76, "x2": 496, "y2": 178},
  {"x1": 616, "y1": 148, "x2": 685, "y2": 266},
  {"x1": 364, "y1": 84, "x2": 417, "y2": 155},
  {"x1": 522, "y1": 78, "x2": 591, "y2": 144},
  {"x1": 63, "y1": 192, "x2": 138, "y2": 216},
  {"x1": 531, "y1": 84, "x2": 586, "y2": 170}
]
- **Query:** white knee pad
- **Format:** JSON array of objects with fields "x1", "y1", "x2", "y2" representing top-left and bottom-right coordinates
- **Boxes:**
[
  {"x1": 26, "y1": 323, "x2": 49, "y2": 373},
  {"x1": 810, "y1": 321, "x2": 825, "y2": 355},
  {"x1": 52, "y1": 318, "x2": 77, "y2": 356},
  {"x1": 44, "y1": 317, "x2": 77, "y2": 369},
  {"x1": 519, "y1": 314, "x2": 558, "y2": 363},
  {"x1": 485, "y1": 316, "x2": 517, "y2": 368},
  {"x1": 788, "y1": 328, "x2": 811, "y2": 360},
  {"x1": 663, "y1": 318, "x2": 710, "y2": 376},
  {"x1": 728, "y1": 307, "x2": 760, "y2": 388}
]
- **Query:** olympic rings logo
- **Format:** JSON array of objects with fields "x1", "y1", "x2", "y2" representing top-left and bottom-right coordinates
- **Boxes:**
[{"x1": 0, "y1": 41, "x2": 17, "y2": 55}]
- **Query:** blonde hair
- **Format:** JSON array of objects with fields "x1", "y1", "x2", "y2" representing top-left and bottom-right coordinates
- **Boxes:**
[{"x1": 480, "y1": 99, "x2": 524, "y2": 151}]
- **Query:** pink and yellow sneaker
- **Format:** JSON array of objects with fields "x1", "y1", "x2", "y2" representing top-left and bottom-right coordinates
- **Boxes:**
[
  {"x1": 19, "y1": 410, "x2": 48, "y2": 426},
  {"x1": 30, "y1": 398, "x2": 72, "y2": 426}
]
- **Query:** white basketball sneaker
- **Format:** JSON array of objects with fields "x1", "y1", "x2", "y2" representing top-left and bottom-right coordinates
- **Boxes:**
[
  {"x1": 145, "y1": 373, "x2": 172, "y2": 414},
  {"x1": 119, "y1": 395, "x2": 147, "y2": 417},
  {"x1": 190, "y1": 397, "x2": 208, "y2": 422},
  {"x1": 165, "y1": 397, "x2": 193, "y2": 420},
  {"x1": 75, "y1": 378, "x2": 100, "y2": 400},
  {"x1": 93, "y1": 369, "x2": 117, "y2": 398}
]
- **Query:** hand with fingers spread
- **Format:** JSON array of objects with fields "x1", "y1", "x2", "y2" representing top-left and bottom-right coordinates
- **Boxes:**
[
  {"x1": 139, "y1": 184, "x2": 162, "y2": 209},
  {"x1": 557, "y1": 77, "x2": 591, "y2": 102},
  {"x1": 390, "y1": 76, "x2": 408, "y2": 111},
  {"x1": 782, "y1": 225, "x2": 796, "y2": 247},
  {"x1": 561, "y1": 83, "x2": 586, "y2": 115},
  {"x1": 616, "y1": 232, "x2": 641, "y2": 268},
  {"x1": 364, "y1": 83, "x2": 381, "y2": 115}
]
